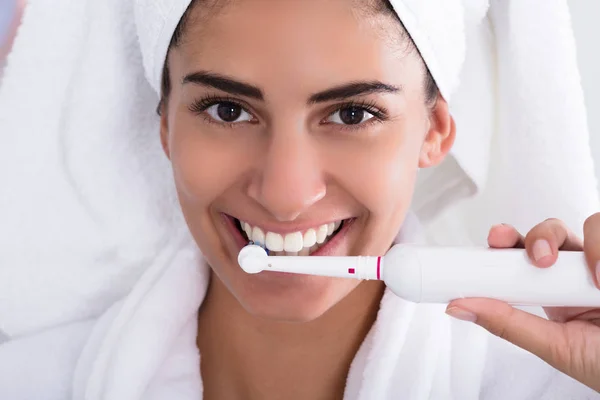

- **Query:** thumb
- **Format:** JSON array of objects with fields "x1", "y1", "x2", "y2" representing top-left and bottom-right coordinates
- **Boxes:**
[{"x1": 446, "y1": 298, "x2": 568, "y2": 368}]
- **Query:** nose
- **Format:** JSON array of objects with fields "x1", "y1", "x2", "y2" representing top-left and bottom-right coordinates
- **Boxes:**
[{"x1": 248, "y1": 131, "x2": 326, "y2": 222}]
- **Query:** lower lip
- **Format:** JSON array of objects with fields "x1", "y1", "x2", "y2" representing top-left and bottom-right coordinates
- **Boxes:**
[{"x1": 221, "y1": 213, "x2": 356, "y2": 257}]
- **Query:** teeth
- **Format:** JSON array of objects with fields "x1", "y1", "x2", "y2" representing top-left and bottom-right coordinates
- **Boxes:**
[
  {"x1": 303, "y1": 229, "x2": 317, "y2": 248},
  {"x1": 265, "y1": 231, "x2": 284, "y2": 252},
  {"x1": 284, "y1": 231, "x2": 304, "y2": 252},
  {"x1": 243, "y1": 221, "x2": 252, "y2": 239},
  {"x1": 316, "y1": 225, "x2": 328, "y2": 244},
  {"x1": 239, "y1": 220, "x2": 344, "y2": 254},
  {"x1": 251, "y1": 226, "x2": 265, "y2": 246}
]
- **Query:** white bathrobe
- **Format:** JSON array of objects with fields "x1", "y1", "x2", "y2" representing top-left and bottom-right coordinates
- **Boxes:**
[{"x1": 0, "y1": 214, "x2": 598, "y2": 400}]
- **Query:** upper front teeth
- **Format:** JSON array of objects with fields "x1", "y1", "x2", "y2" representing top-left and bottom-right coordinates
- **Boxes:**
[{"x1": 241, "y1": 221, "x2": 341, "y2": 252}]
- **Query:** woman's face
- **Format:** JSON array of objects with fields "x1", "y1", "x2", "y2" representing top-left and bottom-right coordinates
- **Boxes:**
[{"x1": 162, "y1": 0, "x2": 454, "y2": 322}]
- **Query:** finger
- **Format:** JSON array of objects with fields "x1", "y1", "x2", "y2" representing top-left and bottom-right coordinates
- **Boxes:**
[
  {"x1": 583, "y1": 212, "x2": 600, "y2": 287},
  {"x1": 547, "y1": 307, "x2": 600, "y2": 324},
  {"x1": 487, "y1": 224, "x2": 525, "y2": 249},
  {"x1": 524, "y1": 218, "x2": 583, "y2": 268},
  {"x1": 447, "y1": 298, "x2": 569, "y2": 369}
]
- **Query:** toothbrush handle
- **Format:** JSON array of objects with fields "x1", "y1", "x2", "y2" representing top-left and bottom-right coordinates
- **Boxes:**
[{"x1": 384, "y1": 245, "x2": 600, "y2": 307}]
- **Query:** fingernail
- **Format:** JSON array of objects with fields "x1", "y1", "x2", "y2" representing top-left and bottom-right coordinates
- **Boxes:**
[
  {"x1": 532, "y1": 239, "x2": 552, "y2": 262},
  {"x1": 446, "y1": 307, "x2": 477, "y2": 323}
]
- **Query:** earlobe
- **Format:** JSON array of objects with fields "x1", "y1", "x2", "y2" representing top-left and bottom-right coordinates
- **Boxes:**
[{"x1": 418, "y1": 96, "x2": 456, "y2": 168}]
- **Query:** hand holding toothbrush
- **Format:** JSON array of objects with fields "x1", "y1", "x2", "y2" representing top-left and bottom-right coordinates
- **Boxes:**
[{"x1": 446, "y1": 215, "x2": 600, "y2": 393}]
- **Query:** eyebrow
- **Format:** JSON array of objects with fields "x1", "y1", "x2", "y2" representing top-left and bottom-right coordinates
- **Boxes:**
[
  {"x1": 308, "y1": 81, "x2": 401, "y2": 103},
  {"x1": 182, "y1": 71, "x2": 264, "y2": 100},
  {"x1": 182, "y1": 71, "x2": 400, "y2": 103}
]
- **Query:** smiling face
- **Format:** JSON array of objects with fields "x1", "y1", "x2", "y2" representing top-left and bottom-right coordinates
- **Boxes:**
[{"x1": 160, "y1": 0, "x2": 455, "y2": 322}]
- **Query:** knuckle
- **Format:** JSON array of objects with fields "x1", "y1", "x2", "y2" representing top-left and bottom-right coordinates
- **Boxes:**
[
  {"x1": 549, "y1": 220, "x2": 569, "y2": 238},
  {"x1": 547, "y1": 325, "x2": 573, "y2": 368},
  {"x1": 547, "y1": 218, "x2": 568, "y2": 230},
  {"x1": 492, "y1": 324, "x2": 511, "y2": 342},
  {"x1": 547, "y1": 342, "x2": 569, "y2": 369},
  {"x1": 486, "y1": 308, "x2": 516, "y2": 341},
  {"x1": 544, "y1": 217, "x2": 562, "y2": 224},
  {"x1": 527, "y1": 218, "x2": 568, "y2": 245}
]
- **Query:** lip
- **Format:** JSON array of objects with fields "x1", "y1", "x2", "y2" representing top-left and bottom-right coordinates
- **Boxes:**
[{"x1": 221, "y1": 213, "x2": 356, "y2": 256}]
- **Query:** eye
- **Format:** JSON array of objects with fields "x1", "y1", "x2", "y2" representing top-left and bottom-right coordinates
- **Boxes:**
[
  {"x1": 326, "y1": 106, "x2": 375, "y2": 126},
  {"x1": 205, "y1": 102, "x2": 253, "y2": 123}
]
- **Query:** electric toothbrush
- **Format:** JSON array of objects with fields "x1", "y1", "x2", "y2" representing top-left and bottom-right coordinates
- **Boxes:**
[{"x1": 237, "y1": 244, "x2": 600, "y2": 307}]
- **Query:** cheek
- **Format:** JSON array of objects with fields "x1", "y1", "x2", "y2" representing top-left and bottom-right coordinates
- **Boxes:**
[
  {"x1": 326, "y1": 123, "x2": 424, "y2": 217},
  {"x1": 168, "y1": 112, "x2": 248, "y2": 206}
]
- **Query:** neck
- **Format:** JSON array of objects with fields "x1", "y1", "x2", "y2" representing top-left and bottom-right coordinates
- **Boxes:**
[{"x1": 197, "y1": 273, "x2": 385, "y2": 400}]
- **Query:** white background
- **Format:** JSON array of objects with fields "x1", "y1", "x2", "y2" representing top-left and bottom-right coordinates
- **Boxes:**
[{"x1": 569, "y1": 0, "x2": 600, "y2": 189}]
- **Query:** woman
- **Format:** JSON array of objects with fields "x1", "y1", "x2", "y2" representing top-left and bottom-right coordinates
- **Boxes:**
[
  {"x1": 157, "y1": 0, "x2": 600, "y2": 396},
  {"x1": 0, "y1": 0, "x2": 599, "y2": 398}
]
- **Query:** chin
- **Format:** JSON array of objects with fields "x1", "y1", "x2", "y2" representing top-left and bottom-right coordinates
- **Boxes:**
[{"x1": 237, "y1": 273, "x2": 359, "y2": 322}]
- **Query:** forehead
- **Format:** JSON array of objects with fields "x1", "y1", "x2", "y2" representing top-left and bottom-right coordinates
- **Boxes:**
[
  {"x1": 182, "y1": 0, "x2": 404, "y2": 49},
  {"x1": 173, "y1": 0, "x2": 416, "y2": 97}
]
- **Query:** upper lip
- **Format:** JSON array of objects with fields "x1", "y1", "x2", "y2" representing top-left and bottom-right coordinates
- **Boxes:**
[{"x1": 228, "y1": 214, "x2": 352, "y2": 235}]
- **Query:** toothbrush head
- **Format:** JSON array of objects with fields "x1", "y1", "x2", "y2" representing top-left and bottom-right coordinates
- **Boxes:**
[
  {"x1": 248, "y1": 241, "x2": 270, "y2": 255},
  {"x1": 238, "y1": 244, "x2": 270, "y2": 274}
]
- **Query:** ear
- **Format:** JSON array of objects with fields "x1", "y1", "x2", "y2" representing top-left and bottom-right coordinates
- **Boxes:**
[
  {"x1": 418, "y1": 95, "x2": 456, "y2": 168},
  {"x1": 159, "y1": 102, "x2": 171, "y2": 160}
]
